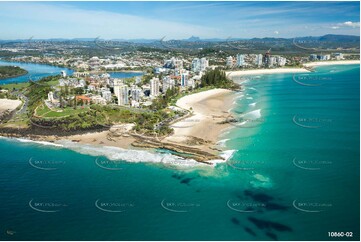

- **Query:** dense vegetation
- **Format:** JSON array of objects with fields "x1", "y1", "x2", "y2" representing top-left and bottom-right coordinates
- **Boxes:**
[
  {"x1": 0, "y1": 66, "x2": 28, "y2": 79},
  {"x1": 27, "y1": 76, "x2": 54, "y2": 114},
  {"x1": 200, "y1": 69, "x2": 239, "y2": 89}
]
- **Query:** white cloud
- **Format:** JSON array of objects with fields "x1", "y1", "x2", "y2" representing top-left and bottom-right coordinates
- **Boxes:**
[
  {"x1": 274, "y1": 31, "x2": 279, "y2": 35},
  {"x1": 331, "y1": 21, "x2": 360, "y2": 29},
  {"x1": 343, "y1": 21, "x2": 360, "y2": 28},
  {"x1": 0, "y1": 2, "x2": 218, "y2": 39}
]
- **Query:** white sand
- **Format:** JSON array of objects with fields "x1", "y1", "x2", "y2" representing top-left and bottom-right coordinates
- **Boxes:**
[
  {"x1": 226, "y1": 68, "x2": 310, "y2": 77},
  {"x1": 0, "y1": 99, "x2": 21, "y2": 112},
  {"x1": 164, "y1": 89, "x2": 233, "y2": 149},
  {"x1": 303, "y1": 60, "x2": 360, "y2": 67}
]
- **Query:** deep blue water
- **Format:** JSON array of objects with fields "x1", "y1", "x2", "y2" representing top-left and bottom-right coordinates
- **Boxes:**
[{"x1": 0, "y1": 64, "x2": 359, "y2": 240}]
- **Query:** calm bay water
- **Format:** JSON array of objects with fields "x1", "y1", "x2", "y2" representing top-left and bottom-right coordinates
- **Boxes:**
[
  {"x1": 0, "y1": 60, "x2": 73, "y2": 84},
  {"x1": 108, "y1": 72, "x2": 143, "y2": 79},
  {"x1": 0, "y1": 64, "x2": 359, "y2": 240},
  {"x1": 0, "y1": 60, "x2": 143, "y2": 85}
]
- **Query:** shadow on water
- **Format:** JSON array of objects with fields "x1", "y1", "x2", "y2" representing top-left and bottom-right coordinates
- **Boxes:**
[
  {"x1": 244, "y1": 226, "x2": 257, "y2": 237},
  {"x1": 266, "y1": 232, "x2": 278, "y2": 240},
  {"x1": 244, "y1": 189, "x2": 274, "y2": 203},
  {"x1": 231, "y1": 217, "x2": 240, "y2": 225},
  {"x1": 171, "y1": 173, "x2": 197, "y2": 186},
  {"x1": 248, "y1": 216, "x2": 292, "y2": 232},
  {"x1": 265, "y1": 202, "x2": 288, "y2": 212}
]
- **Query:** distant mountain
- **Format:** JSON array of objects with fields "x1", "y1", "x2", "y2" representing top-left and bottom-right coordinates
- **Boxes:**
[
  {"x1": 293, "y1": 34, "x2": 359, "y2": 43},
  {"x1": 184, "y1": 36, "x2": 201, "y2": 42},
  {"x1": 0, "y1": 34, "x2": 359, "y2": 43},
  {"x1": 318, "y1": 34, "x2": 359, "y2": 42}
]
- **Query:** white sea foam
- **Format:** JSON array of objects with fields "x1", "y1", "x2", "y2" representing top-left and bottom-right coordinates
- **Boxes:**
[
  {"x1": 239, "y1": 79, "x2": 249, "y2": 85},
  {"x1": 238, "y1": 121, "x2": 248, "y2": 126},
  {"x1": 216, "y1": 138, "x2": 230, "y2": 147},
  {"x1": 242, "y1": 109, "x2": 261, "y2": 119},
  {"x1": 220, "y1": 149, "x2": 236, "y2": 161},
  {"x1": 246, "y1": 97, "x2": 253, "y2": 100},
  {"x1": 210, "y1": 149, "x2": 236, "y2": 165},
  {"x1": 249, "y1": 102, "x2": 257, "y2": 107},
  {"x1": 250, "y1": 173, "x2": 273, "y2": 189},
  {"x1": 55, "y1": 140, "x2": 206, "y2": 168},
  {"x1": 236, "y1": 94, "x2": 244, "y2": 99},
  {"x1": 12, "y1": 137, "x2": 64, "y2": 147}
]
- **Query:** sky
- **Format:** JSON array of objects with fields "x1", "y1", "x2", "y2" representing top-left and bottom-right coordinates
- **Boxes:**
[{"x1": 0, "y1": 1, "x2": 359, "y2": 40}]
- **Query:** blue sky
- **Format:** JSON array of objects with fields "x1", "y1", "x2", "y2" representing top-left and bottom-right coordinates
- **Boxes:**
[{"x1": 0, "y1": 1, "x2": 359, "y2": 39}]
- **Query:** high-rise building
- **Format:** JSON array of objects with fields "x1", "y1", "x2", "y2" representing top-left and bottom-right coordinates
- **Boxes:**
[
  {"x1": 150, "y1": 78, "x2": 160, "y2": 97},
  {"x1": 275, "y1": 56, "x2": 287, "y2": 66},
  {"x1": 162, "y1": 76, "x2": 176, "y2": 92},
  {"x1": 192, "y1": 58, "x2": 200, "y2": 72},
  {"x1": 309, "y1": 54, "x2": 318, "y2": 61},
  {"x1": 60, "y1": 70, "x2": 67, "y2": 78},
  {"x1": 48, "y1": 91, "x2": 54, "y2": 102},
  {"x1": 255, "y1": 54, "x2": 263, "y2": 66},
  {"x1": 192, "y1": 58, "x2": 208, "y2": 72},
  {"x1": 101, "y1": 90, "x2": 112, "y2": 102},
  {"x1": 164, "y1": 57, "x2": 183, "y2": 69},
  {"x1": 318, "y1": 54, "x2": 331, "y2": 61},
  {"x1": 263, "y1": 51, "x2": 271, "y2": 67},
  {"x1": 200, "y1": 58, "x2": 209, "y2": 71},
  {"x1": 269, "y1": 56, "x2": 276, "y2": 67},
  {"x1": 226, "y1": 56, "x2": 234, "y2": 67},
  {"x1": 333, "y1": 53, "x2": 344, "y2": 60},
  {"x1": 114, "y1": 79, "x2": 128, "y2": 106},
  {"x1": 181, "y1": 73, "x2": 188, "y2": 87},
  {"x1": 130, "y1": 86, "x2": 142, "y2": 102},
  {"x1": 236, "y1": 54, "x2": 246, "y2": 67}
]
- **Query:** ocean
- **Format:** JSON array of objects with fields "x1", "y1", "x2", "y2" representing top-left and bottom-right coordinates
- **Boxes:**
[{"x1": 0, "y1": 64, "x2": 359, "y2": 240}]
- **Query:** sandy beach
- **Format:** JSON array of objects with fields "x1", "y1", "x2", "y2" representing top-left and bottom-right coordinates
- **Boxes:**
[
  {"x1": 0, "y1": 99, "x2": 22, "y2": 113},
  {"x1": 55, "y1": 127, "x2": 136, "y2": 150},
  {"x1": 303, "y1": 60, "x2": 360, "y2": 67},
  {"x1": 226, "y1": 67, "x2": 310, "y2": 78},
  {"x1": 163, "y1": 88, "x2": 234, "y2": 153}
]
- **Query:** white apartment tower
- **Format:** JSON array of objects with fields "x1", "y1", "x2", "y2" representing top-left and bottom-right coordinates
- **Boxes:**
[
  {"x1": 255, "y1": 54, "x2": 263, "y2": 66},
  {"x1": 236, "y1": 54, "x2": 246, "y2": 67},
  {"x1": 150, "y1": 78, "x2": 160, "y2": 97},
  {"x1": 114, "y1": 79, "x2": 129, "y2": 106}
]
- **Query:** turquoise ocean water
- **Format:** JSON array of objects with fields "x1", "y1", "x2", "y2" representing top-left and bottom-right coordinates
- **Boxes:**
[{"x1": 0, "y1": 64, "x2": 359, "y2": 240}]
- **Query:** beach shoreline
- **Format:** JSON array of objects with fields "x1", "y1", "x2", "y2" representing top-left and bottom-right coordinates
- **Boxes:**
[
  {"x1": 0, "y1": 98, "x2": 22, "y2": 122},
  {"x1": 226, "y1": 60, "x2": 360, "y2": 78},
  {"x1": 226, "y1": 67, "x2": 310, "y2": 77},
  {"x1": 0, "y1": 89, "x2": 237, "y2": 164},
  {"x1": 163, "y1": 88, "x2": 235, "y2": 154},
  {"x1": 302, "y1": 60, "x2": 360, "y2": 67}
]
